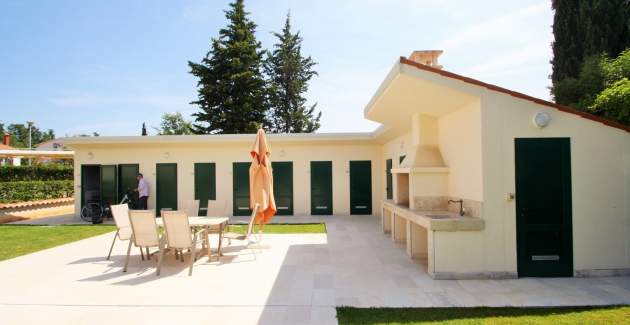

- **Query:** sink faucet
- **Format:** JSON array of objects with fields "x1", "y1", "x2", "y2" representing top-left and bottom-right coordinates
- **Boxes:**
[{"x1": 448, "y1": 199, "x2": 465, "y2": 216}]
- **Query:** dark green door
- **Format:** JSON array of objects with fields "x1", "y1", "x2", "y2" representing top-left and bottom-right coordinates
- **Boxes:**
[
  {"x1": 273, "y1": 162, "x2": 293, "y2": 215},
  {"x1": 80, "y1": 165, "x2": 100, "y2": 210},
  {"x1": 118, "y1": 164, "x2": 139, "y2": 205},
  {"x1": 386, "y1": 159, "x2": 393, "y2": 200},
  {"x1": 311, "y1": 161, "x2": 332, "y2": 215},
  {"x1": 195, "y1": 163, "x2": 216, "y2": 216},
  {"x1": 100, "y1": 165, "x2": 118, "y2": 206},
  {"x1": 156, "y1": 163, "x2": 177, "y2": 213},
  {"x1": 515, "y1": 138, "x2": 573, "y2": 277},
  {"x1": 233, "y1": 162, "x2": 251, "y2": 216},
  {"x1": 350, "y1": 160, "x2": 372, "y2": 215}
]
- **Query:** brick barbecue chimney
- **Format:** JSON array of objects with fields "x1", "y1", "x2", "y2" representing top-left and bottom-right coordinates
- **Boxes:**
[
  {"x1": 2, "y1": 133, "x2": 10, "y2": 146},
  {"x1": 408, "y1": 50, "x2": 443, "y2": 69}
]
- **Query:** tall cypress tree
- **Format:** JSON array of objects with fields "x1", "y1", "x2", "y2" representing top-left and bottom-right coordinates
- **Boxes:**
[
  {"x1": 264, "y1": 13, "x2": 321, "y2": 133},
  {"x1": 188, "y1": 0, "x2": 267, "y2": 134},
  {"x1": 580, "y1": 0, "x2": 630, "y2": 60},
  {"x1": 551, "y1": 0, "x2": 630, "y2": 83},
  {"x1": 551, "y1": 0, "x2": 583, "y2": 82}
]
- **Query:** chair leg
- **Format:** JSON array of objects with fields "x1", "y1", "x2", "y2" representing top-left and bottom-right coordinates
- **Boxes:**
[
  {"x1": 156, "y1": 247, "x2": 165, "y2": 276},
  {"x1": 140, "y1": 247, "x2": 145, "y2": 261},
  {"x1": 146, "y1": 247, "x2": 150, "y2": 260},
  {"x1": 106, "y1": 230, "x2": 118, "y2": 260},
  {"x1": 123, "y1": 238, "x2": 133, "y2": 272}
]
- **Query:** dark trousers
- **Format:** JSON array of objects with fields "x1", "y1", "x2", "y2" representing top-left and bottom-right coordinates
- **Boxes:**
[{"x1": 138, "y1": 196, "x2": 148, "y2": 210}]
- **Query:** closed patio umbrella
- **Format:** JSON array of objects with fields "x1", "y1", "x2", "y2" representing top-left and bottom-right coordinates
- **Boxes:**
[{"x1": 249, "y1": 129, "x2": 276, "y2": 227}]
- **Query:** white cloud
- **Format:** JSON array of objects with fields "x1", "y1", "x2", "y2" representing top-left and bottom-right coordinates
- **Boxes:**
[{"x1": 437, "y1": 2, "x2": 550, "y2": 51}]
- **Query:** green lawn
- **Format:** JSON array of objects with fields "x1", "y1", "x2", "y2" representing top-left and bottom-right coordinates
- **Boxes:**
[
  {"x1": 0, "y1": 225, "x2": 116, "y2": 261},
  {"x1": 336, "y1": 306, "x2": 630, "y2": 324},
  {"x1": 228, "y1": 223, "x2": 326, "y2": 234}
]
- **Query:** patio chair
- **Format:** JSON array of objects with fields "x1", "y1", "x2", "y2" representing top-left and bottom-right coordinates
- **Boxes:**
[
  {"x1": 222, "y1": 203, "x2": 259, "y2": 246},
  {"x1": 124, "y1": 210, "x2": 165, "y2": 275},
  {"x1": 161, "y1": 210, "x2": 208, "y2": 276},
  {"x1": 206, "y1": 199, "x2": 229, "y2": 233},
  {"x1": 107, "y1": 203, "x2": 144, "y2": 260},
  {"x1": 179, "y1": 199, "x2": 200, "y2": 217},
  {"x1": 206, "y1": 199, "x2": 228, "y2": 217}
]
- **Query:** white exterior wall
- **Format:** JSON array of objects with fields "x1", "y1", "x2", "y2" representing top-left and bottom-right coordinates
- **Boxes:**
[
  {"x1": 72, "y1": 141, "x2": 383, "y2": 217},
  {"x1": 481, "y1": 91, "x2": 630, "y2": 274},
  {"x1": 438, "y1": 101, "x2": 483, "y2": 201}
]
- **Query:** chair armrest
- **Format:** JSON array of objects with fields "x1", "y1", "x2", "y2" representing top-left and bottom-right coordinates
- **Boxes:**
[{"x1": 194, "y1": 228, "x2": 207, "y2": 237}]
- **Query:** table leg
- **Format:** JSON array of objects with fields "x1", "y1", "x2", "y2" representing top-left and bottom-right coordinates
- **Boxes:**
[{"x1": 205, "y1": 226, "x2": 212, "y2": 261}]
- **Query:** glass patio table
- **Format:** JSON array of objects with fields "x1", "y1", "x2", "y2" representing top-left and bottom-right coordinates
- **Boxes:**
[{"x1": 156, "y1": 216, "x2": 229, "y2": 260}]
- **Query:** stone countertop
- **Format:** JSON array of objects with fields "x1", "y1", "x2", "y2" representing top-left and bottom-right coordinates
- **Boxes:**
[{"x1": 382, "y1": 200, "x2": 485, "y2": 232}]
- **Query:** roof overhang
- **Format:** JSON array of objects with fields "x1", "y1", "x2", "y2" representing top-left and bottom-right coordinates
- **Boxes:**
[
  {"x1": 363, "y1": 59, "x2": 480, "y2": 129},
  {"x1": 367, "y1": 57, "x2": 630, "y2": 133}
]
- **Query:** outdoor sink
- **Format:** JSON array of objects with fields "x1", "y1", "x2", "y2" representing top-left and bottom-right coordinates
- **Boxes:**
[{"x1": 426, "y1": 214, "x2": 452, "y2": 219}]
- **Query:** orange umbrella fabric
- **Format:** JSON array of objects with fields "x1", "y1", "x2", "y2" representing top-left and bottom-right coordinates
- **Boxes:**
[{"x1": 249, "y1": 129, "x2": 276, "y2": 224}]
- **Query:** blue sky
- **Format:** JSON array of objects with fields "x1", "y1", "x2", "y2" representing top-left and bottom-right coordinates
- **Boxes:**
[{"x1": 0, "y1": 0, "x2": 553, "y2": 136}]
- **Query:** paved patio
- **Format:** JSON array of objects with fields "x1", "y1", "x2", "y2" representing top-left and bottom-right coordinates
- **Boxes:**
[{"x1": 1, "y1": 215, "x2": 629, "y2": 325}]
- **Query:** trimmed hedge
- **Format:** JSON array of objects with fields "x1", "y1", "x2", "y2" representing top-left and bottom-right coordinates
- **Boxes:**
[
  {"x1": 0, "y1": 180, "x2": 74, "y2": 203},
  {"x1": 0, "y1": 165, "x2": 73, "y2": 182}
]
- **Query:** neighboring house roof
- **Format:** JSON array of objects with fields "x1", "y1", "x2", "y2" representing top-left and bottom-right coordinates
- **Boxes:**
[
  {"x1": 35, "y1": 138, "x2": 67, "y2": 151},
  {"x1": 398, "y1": 57, "x2": 630, "y2": 133}
]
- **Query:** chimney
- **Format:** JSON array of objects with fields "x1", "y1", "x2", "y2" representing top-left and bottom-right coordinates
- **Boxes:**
[
  {"x1": 2, "y1": 133, "x2": 10, "y2": 146},
  {"x1": 408, "y1": 50, "x2": 444, "y2": 69}
]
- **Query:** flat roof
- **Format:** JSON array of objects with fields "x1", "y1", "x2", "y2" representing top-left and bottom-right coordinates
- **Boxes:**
[{"x1": 64, "y1": 132, "x2": 378, "y2": 146}]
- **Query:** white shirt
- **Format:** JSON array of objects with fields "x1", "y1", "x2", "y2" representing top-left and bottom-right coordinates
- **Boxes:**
[{"x1": 137, "y1": 178, "x2": 150, "y2": 197}]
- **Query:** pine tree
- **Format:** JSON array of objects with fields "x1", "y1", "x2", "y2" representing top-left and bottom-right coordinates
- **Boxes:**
[
  {"x1": 264, "y1": 13, "x2": 321, "y2": 133},
  {"x1": 188, "y1": 0, "x2": 268, "y2": 134}
]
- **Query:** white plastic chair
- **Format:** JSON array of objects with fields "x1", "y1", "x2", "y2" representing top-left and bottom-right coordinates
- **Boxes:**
[
  {"x1": 223, "y1": 204, "x2": 259, "y2": 244},
  {"x1": 206, "y1": 199, "x2": 228, "y2": 217},
  {"x1": 107, "y1": 204, "x2": 144, "y2": 260},
  {"x1": 179, "y1": 199, "x2": 200, "y2": 217},
  {"x1": 161, "y1": 210, "x2": 208, "y2": 276},
  {"x1": 206, "y1": 199, "x2": 229, "y2": 234},
  {"x1": 124, "y1": 210, "x2": 165, "y2": 275}
]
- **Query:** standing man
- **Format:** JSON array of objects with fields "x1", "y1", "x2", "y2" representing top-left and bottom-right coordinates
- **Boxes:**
[{"x1": 136, "y1": 173, "x2": 150, "y2": 210}]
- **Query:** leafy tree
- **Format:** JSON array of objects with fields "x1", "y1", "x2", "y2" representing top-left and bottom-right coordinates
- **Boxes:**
[
  {"x1": 553, "y1": 49, "x2": 630, "y2": 126},
  {"x1": 0, "y1": 122, "x2": 55, "y2": 148},
  {"x1": 552, "y1": 55, "x2": 605, "y2": 109},
  {"x1": 188, "y1": 0, "x2": 268, "y2": 134},
  {"x1": 590, "y1": 78, "x2": 630, "y2": 125},
  {"x1": 154, "y1": 112, "x2": 193, "y2": 135},
  {"x1": 264, "y1": 13, "x2": 321, "y2": 133}
]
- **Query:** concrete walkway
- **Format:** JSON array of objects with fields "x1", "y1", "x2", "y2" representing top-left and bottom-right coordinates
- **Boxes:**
[{"x1": 1, "y1": 215, "x2": 629, "y2": 325}]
